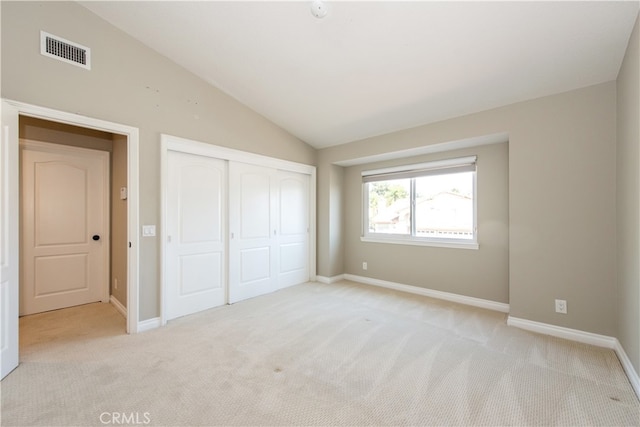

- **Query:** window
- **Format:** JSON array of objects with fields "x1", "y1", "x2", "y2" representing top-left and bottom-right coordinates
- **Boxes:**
[{"x1": 362, "y1": 156, "x2": 477, "y2": 249}]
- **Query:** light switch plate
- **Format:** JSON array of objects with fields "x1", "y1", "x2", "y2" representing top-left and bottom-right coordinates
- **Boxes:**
[{"x1": 142, "y1": 225, "x2": 156, "y2": 237}]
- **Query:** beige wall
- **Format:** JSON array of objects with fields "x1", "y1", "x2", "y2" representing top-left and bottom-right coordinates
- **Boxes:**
[
  {"x1": 343, "y1": 143, "x2": 509, "y2": 302},
  {"x1": 329, "y1": 164, "x2": 345, "y2": 277},
  {"x1": 316, "y1": 151, "x2": 344, "y2": 277},
  {"x1": 319, "y1": 82, "x2": 617, "y2": 336},
  {"x1": 111, "y1": 134, "x2": 128, "y2": 307},
  {"x1": 617, "y1": 14, "x2": 640, "y2": 374},
  {"x1": 2, "y1": 1, "x2": 316, "y2": 320},
  {"x1": 20, "y1": 116, "x2": 113, "y2": 151}
]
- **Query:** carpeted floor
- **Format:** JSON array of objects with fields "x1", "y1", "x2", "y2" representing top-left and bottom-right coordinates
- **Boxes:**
[{"x1": 1, "y1": 280, "x2": 638, "y2": 426}]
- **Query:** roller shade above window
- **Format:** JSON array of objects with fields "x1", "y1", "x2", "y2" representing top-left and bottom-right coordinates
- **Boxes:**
[{"x1": 361, "y1": 156, "x2": 477, "y2": 183}]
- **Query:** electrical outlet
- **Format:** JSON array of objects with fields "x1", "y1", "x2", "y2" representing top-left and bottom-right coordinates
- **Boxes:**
[
  {"x1": 555, "y1": 299, "x2": 567, "y2": 314},
  {"x1": 114, "y1": 278, "x2": 118, "y2": 290},
  {"x1": 362, "y1": 262, "x2": 368, "y2": 270}
]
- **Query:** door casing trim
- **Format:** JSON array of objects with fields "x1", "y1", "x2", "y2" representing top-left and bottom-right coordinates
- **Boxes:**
[{"x1": 3, "y1": 99, "x2": 140, "y2": 334}]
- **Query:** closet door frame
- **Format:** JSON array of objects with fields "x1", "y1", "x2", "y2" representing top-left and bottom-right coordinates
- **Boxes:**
[{"x1": 160, "y1": 134, "x2": 316, "y2": 325}]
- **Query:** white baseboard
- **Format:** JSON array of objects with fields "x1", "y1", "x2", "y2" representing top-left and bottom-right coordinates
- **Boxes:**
[
  {"x1": 343, "y1": 274, "x2": 510, "y2": 313},
  {"x1": 614, "y1": 339, "x2": 640, "y2": 399},
  {"x1": 137, "y1": 317, "x2": 161, "y2": 333},
  {"x1": 109, "y1": 296, "x2": 127, "y2": 318},
  {"x1": 315, "y1": 275, "x2": 345, "y2": 284},
  {"x1": 508, "y1": 316, "x2": 640, "y2": 399},
  {"x1": 507, "y1": 316, "x2": 617, "y2": 348}
]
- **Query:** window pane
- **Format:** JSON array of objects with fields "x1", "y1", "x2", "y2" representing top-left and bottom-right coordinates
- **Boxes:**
[
  {"x1": 414, "y1": 171, "x2": 474, "y2": 239},
  {"x1": 367, "y1": 179, "x2": 410, "y2": 235}
]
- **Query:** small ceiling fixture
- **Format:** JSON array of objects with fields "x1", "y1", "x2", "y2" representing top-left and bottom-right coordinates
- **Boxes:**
[{"x1": 310, "y1": 0, "x2": 329, "y2": 19}]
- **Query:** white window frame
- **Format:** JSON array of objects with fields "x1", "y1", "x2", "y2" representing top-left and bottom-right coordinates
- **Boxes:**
[{"x1": 361, "y1": 156, "x2": 478, "y2": 250}]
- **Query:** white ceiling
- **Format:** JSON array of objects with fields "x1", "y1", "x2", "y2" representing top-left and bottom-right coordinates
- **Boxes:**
[{"x1": 81, "y1": 1, "x2": 639, "y2": 149}]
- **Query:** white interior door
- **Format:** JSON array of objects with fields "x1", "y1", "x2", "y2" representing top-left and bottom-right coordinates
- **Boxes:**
[
  {"x1": 21, "y1": 141, "x2": 109, "y2": 315},
  {"x1": 165, "y1": 151, "x2": 226, "y2": 320},
  {"x1": 1, "y1": 102, "x2": 19, "y2": 379},
  {"x1": 229, "y1": 162, "x2": 277, "y2": 303},
  {"x1": 277, "y1": 171, "x2": 310, "y2": 289}
]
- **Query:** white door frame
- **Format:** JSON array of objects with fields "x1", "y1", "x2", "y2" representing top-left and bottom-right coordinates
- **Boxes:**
[
  {"x1": 2, "y1": 99, "x2": 140, "y2": 334},
  {"x1": 1, "y1": 100, "x2": 20, "y2": 378},
  {"x1": 160, "y1": 134, "x2": 316, "y2": 326}
]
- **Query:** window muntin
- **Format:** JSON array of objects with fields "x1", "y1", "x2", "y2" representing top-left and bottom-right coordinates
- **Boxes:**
[{"x1": 363, "y1": 157, "x2": 477, "y2": 246}]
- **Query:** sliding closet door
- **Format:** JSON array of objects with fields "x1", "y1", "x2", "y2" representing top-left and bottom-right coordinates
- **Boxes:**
[
  {"x1": 229, "y1": 163, "x2": 311, "y2": 303},
  {"x1": 277, "y1": 170, "x2": 310, "y2": 289},
  {"x1": 228, "y1": 162, "x2": 277, "y2": 303},
  {"x1": 162, "y1": 134, "x2": 315, "y2": 321},
  {"x1": 165, "y1": 151, "x2": 226, "y2": 320}
]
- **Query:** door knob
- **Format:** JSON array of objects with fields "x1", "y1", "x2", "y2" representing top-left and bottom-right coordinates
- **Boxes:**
[{"x1": 92, "y1": 235, "x2": 100, "y2": 241}]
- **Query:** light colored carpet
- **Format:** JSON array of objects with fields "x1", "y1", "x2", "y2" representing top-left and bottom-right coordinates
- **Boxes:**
[{"x1": 1, "y1": 280, "x2": 638, "y2": 426}]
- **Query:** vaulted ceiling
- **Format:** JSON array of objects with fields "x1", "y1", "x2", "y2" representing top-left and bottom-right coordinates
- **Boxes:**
[{"x1": 81, "y1": 1, "x2": 639, "y2": 149}]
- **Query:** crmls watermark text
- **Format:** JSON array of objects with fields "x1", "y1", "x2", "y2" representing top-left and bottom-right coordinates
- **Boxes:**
[{"x1": 99, "y1": 412, "x2": 151, "y2": 425}]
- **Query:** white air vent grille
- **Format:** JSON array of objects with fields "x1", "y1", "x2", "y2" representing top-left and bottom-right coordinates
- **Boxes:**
[{"x1": 40, "y1": 31, "x2": 91, "y2": 70}]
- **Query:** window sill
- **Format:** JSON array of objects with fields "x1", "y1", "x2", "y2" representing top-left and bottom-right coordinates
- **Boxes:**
[{"x1": 360, "y1": 236, "x2": 479, "y2": 250}]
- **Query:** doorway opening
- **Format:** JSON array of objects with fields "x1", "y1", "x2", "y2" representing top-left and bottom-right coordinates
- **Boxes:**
[
  {"x1": 1, "y1": 100, "x2": 140, "y2": 379},
  {"x1": 19, "y1": 117, "x2": 128, "y2": 336}
]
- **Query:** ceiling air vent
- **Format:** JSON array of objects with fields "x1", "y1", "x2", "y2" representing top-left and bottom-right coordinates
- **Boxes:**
[{"x1": 40, "y1": 31, "x2": 91, "y2": 70}]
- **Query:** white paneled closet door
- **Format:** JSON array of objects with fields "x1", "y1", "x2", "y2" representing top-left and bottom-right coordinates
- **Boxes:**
[
  {"x1": 277, "y1": 170, "x2": 310, "y2": 289},
  {"x1": 166, "y1": 151, "x2": 226, "y2": 320},
  {"x1": 229, "y1": 162, "x2": 278, "y2": 303},
  {"x1": 229, "y1": 163, "x2": 311, "y2": 303}
]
